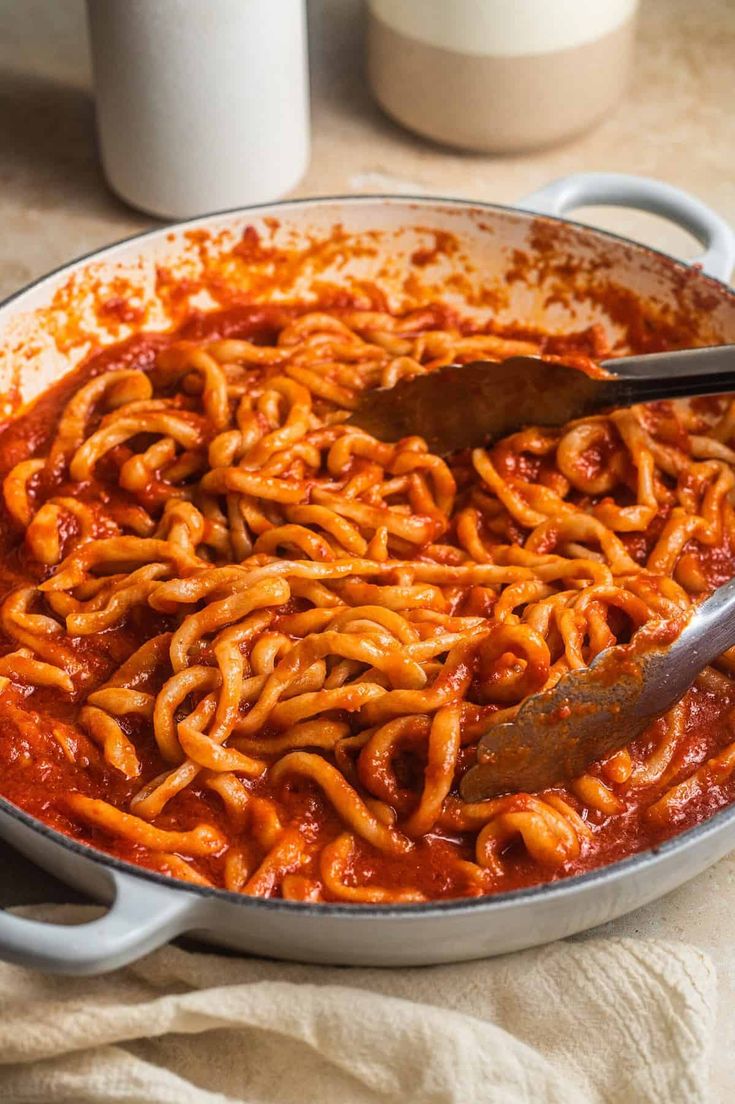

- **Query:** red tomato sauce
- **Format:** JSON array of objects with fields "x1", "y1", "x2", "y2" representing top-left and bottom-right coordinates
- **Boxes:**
[{"x1": 0, "y1": 301, "x2": 733, "y2": 900}]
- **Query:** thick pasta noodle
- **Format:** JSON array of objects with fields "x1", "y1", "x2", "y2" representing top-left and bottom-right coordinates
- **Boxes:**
[{"x1": 1, "y1": 296, "x2": 735, "y2": 904}]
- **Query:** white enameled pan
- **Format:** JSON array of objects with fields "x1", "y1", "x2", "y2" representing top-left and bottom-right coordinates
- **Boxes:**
[{"x1": 0, "y1": 173, "x2": 734, "y2": 973}]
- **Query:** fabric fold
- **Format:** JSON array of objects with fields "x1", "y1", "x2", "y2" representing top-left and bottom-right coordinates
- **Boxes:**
[{"x1": 0, "y1": 905, "x2": 716, "y2": 1104}]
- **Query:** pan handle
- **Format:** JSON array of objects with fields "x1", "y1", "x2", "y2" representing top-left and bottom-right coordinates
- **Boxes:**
[
  {"x1": 0, "y1": 866, "x2": 198, "y2": 975},
  {"x1": 520, "y1": 172, "x2": 735, "y2": 284}
]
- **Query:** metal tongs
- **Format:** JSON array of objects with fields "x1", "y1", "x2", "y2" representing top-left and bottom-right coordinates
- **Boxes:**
[
  {"x1": 460, "y1": 579, "x2": 735, "y2": 800},
  {"x1": 350, "y1": 343, "x2": 735, "y2": 798},
  {"x1": 349, "y1": 345, "x2": 735, "y2": 455}
]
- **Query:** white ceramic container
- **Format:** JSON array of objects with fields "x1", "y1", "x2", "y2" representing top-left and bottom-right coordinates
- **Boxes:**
[{"x1": 86, "y1": 0, "x2": 310, "y2": 218}]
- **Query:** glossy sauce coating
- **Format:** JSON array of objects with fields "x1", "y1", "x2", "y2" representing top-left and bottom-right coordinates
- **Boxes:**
[{"x1": 0, "y1": 299, "x2": 734, "y2": 902}]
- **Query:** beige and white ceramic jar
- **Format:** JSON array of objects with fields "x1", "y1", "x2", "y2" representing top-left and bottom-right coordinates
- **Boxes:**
[{"x1": 367, "y1": 0, "x2": 639, "y2": 153}]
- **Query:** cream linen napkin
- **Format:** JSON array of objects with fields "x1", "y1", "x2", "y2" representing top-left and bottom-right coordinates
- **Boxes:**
[{"x1": 0, "y1": 904, "x2": 716, "y2": 1104}]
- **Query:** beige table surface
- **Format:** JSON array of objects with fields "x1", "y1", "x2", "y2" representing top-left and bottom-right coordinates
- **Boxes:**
[{"x1": 1, "y1": 0, "x2": 734, "y2": 1098}]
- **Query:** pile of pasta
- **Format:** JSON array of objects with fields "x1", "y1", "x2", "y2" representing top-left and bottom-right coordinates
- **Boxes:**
[{"x1": 2, "y1": 304, "x2": 735, "y2": 902}]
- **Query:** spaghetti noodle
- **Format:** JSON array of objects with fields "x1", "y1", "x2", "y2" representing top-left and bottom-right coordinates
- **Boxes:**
[{"x1": 0, "y1": 297, "x2": 734, "y2": 902}]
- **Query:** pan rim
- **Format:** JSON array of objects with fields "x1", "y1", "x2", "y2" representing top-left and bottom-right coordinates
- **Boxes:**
[{"x1": 3, "y1": 786, "x2": 735, "y2": 917}]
